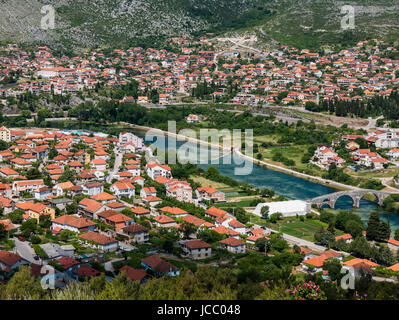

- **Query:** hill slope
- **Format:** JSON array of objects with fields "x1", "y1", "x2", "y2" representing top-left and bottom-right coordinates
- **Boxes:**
[
  {"x1": 0, "y1": 0, "x2": 272, "y2": 49},
  {"x1": 0, "y1": 0, "x2": 399, "y2": 50}
]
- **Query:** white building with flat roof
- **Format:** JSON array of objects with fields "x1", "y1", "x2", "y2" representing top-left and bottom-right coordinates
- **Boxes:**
[{"x1": 253, "y1": 200, "x2": 310, "y2": 217}]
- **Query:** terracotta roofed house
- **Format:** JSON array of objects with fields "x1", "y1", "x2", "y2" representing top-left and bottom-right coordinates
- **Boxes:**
[
  {"x1": 141, "y1": 254, "x2": 179, "y2": 277},
  {"x1": 79, "y1": 231, "x2": 118, "y2": 252},
  {"x1": 52, "y1": 215, "x2": 96, "y2": 233},
  {"x1": 120, "y1": 265, "x2": 148, "y2": 283},
  {"x1": 0, "y1": 250, "x2": 28, "y2": 274},
  {"x1": 180, "y1": 240, "x2": 212, "y2": 259},
  {"x1": 220, "y1": 237, "x2": 246, "y2": 254}
]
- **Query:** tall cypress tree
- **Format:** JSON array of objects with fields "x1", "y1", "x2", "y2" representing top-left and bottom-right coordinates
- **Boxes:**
[{"x1": 366, "y1": 211, "x2": 380, "y2": 241}]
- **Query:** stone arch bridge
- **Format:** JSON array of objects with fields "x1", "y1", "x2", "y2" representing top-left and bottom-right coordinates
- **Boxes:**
[{"x1": 307, "y1": 189, "x2": 391, "y2": 209}]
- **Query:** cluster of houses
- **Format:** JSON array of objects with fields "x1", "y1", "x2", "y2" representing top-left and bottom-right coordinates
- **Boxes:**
[
  {"x1": 299, "y1": 233, "x2": 399, "y2": 281},
  {"x1": 311, "y1": 128, "x2": 399, "y2": 170},
  {"x1": 0, "y1": 125, "x2": 273, "y2": 287},
  {"x1": 312, "y1": 145, "x2": 346, "y2": 169},
  {"x1": 2, "y1": 38, "x2": 399, "y2": 109}
]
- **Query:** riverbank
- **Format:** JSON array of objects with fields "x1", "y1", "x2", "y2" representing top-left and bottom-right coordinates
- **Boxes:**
[{"x1": 129, "y1": 123, "x2": 365, "y2": 193}]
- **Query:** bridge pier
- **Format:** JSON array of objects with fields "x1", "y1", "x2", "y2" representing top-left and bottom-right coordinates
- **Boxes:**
[{"x1": 352, "y1": 196, "x2": 361, "y2": 208}]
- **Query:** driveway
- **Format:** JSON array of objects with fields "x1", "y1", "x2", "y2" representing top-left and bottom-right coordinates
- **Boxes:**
[
  {"x1": 104, "y1": 258, "x2": 125, "y2": 273},
  {"x1": 13, "y1": 238, "x2": 41, "y2": 265}
]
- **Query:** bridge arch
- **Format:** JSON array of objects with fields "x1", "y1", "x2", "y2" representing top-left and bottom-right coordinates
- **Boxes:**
[
  {"x1": 333, "y1": 194, "x2": 357, "y2": 209},
  {"x1": 308, "y1": 189, "x2": 391, "y2": 209}
]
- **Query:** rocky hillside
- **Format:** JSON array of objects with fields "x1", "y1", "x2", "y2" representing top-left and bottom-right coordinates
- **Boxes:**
[
  {"x1": 0, "y1": 0, "x2": 399, "y2": 50},
  {"x1": 0, "y1": 0, "x2": 271, "y2": 49},
  {"x1": 257, "y1": 0, "x2": 399, "y2": 49}
]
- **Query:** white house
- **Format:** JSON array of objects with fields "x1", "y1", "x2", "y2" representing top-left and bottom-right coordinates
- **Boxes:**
[
  {"x1": 82, "y1": 182, "x2": 104, "y2": 196},
  {"x1": 110, "y1": 181, "x2": 135, "y2": 199},
  {"x1": 140, "y1": 187, "x2": 157, "y2": 198},
  {"x1": 387, "y1": 148, "x2": 399, "y2": 160},
  {"x1": 220, "y1": 237, "x2": 246, "y2": 254},
  {"x1": 34, "y1": 187, "x2": 52, "y2": 200},
  {"x1": 119, "y1": 132, "x2": 144, "y2": 151},
  {"x1": 79, "y1": 231, "x2": 118, "y2": 252},
  {"x1": 145, "y1": 162, "x2": 172, "y2": 180},
  {"x1": 91, "y1": 159, "x2": 107, "y2": 171}
]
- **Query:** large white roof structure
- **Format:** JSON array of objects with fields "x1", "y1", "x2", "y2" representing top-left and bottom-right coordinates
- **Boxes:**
[{"x1": 253, "y1": 200, "x2": 310, "y2": 217}]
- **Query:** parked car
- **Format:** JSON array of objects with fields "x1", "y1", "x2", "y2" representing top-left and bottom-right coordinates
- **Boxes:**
[{"x1": 18, "y1": 236, "x2": 25, "y2": 241}]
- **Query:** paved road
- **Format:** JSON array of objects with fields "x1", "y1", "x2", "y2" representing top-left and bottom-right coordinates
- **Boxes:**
[
  {"x1": 104, "y1": 258, "x2": 125, "y2": 273},
  {"x1": 381, "y1": 178, "x2": 399, "y2": 193},
  {"x1": 106, "y1": 145, "x2": 123, "y2": 184},
  {"x1": 373, "y1": 276, "x2": 397, "y2": 283},
  {"x1": 13, "y1": 238, "x2": 41, "y2": 265},
  {"x1": 365, "y1": 116, "x2": 384, "y2": 132},
  {"x1": 280, "y1": 233, "x2": 330, "y2": 253},
  {"x1": 252, "y1": 224, "x2": 331, "y2": 253}
]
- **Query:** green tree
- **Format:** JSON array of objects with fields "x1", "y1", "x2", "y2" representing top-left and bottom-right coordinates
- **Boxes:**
[
  {"x1": 322, "y1": 259, "x2": 343, "y2": 282},
  {"x1": 180, "y1": 221, "x2": 197, "y2": 240},
  {"x1": 1, "y1": 266, "x2": 47, "y2": 299},
  {"x1": 350, "y1": 235, "x2": 372, "y2": 258},
  {"x1": 255, "y1": 237, "x2": 271, "y2": 253},
  {"x1": 20, "y1": 219, "x2": 37, "y2": 238},
  {"x1": 314, "y1": 227, "x2": 334, "y2": 246},
  {"x1": 366, "y1": 211, "x2": 381, "y2": 241},
  {"x1": 0, "y1": 222, "x2": 6, "y2": 240},
  {"x1": 7, "y1": 209, "x2": 24, "y2": 224},
  {"x1": 345, "y1": 220, "x2": 363, "y2": 238},
  {"x1": 57, "y1": 166, "x2": 75, "y2": 183},
  {"x1": 260, "y1": 205, "x2": 269, "y2": 219},
  {"x1": 39, "y1": 214, "x2": 52, "y2": 229},
  {"x1": 377, "y1": 246, "x2": 395, "y2": 266},
  {"x1": 377, "y1": 220, "x2": 391, "y2": 242},
  {"x1": 26, "y1": 168, "x2": 42, "y2": 180},
  {"x1": 197, "y1": 228, "x2": 224, "y2": 244}
]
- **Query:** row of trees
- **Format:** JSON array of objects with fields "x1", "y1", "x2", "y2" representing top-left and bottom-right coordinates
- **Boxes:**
[{"x1": 305, "y1": 92, "x2": 399, "y2": 119}]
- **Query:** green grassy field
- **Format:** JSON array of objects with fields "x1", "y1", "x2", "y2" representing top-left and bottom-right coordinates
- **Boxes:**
[
  {"x1": 249, "y1": 214, "x2": 344, "y2": 242},
  {"x1": 190, "y1": 175, "x2": 235, "y2": 191}
]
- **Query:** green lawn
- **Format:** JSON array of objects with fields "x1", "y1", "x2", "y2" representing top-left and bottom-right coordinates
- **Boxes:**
[
  {"x1": 190, "y1": 175, "x2": 236, "y2": 191},
  {"x1": 166, "y1": 259, "x2": 198, "y2": 273},
  {"x1": 249, "y1": 214, "x2": 343, "y2": 242}
]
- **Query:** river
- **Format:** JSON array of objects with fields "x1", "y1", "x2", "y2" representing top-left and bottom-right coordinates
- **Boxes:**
[{"x1": 137, "y1": 129, "x2": 399, "y2": 231}]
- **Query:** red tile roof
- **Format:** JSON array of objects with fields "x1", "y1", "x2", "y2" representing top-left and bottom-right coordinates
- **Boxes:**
[
  {"x1": 220, "y1": 237, "x2": 245, "y2": 247},
  {"x1": 120, "y1": 265, "x2": 147, "y2": 281},
  {"x1": 79, "y1": 231, "x2": 116, "y2": 245},
  {"x1": 141, "y1": 254, "x2": 178, "y2": 273}
]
